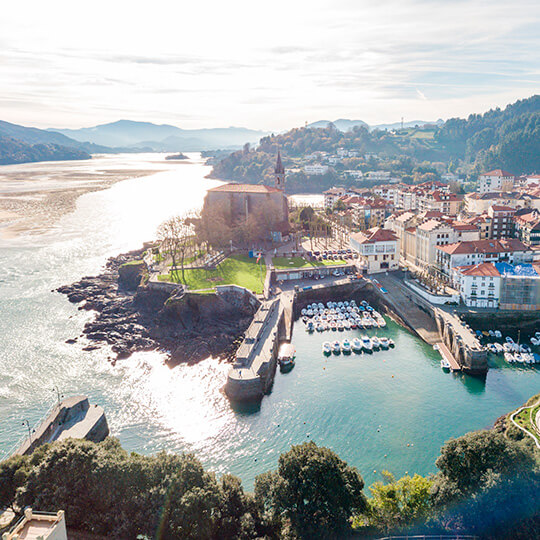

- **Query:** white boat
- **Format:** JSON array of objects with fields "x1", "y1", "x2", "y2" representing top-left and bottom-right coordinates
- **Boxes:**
[
  {"x1": 361, "y1": 335, "x2": 373, "y2": 353},
  {"x1": 379, "y1": 337, "x2": 390, "y2": 350},
  {"x1": 306, "y1": 321, "x2": 314, "y2": 333},
  {"x1": 388, "y1": 339, "x2": 395, "y2": 348},
  {"x1": 322, "y1": 341, "x2": 332, "y2": 355},
  {"x1": 488, "y1": 330, "x2": 494, "y2": 337},
  {"x1": 371, "y1": 336, "x2": 381, "y2": 350},
  {"x1": 341, "y1": 339, "x2": 352, "y2": 354},
  {"x1": 301, "y1": 308, "x2": 307, "y2": 316},
  {"x1": 506, "y1": 336, "x2": 515, "y2": 344},
  {"x1": 504, "y1": 352, "x2": 514, "y2": 363},
  {"x1": 487, "y1": 343, "x2": 497, "y2": 354},
  {"x1": 531, "y1": 337, "x2": 539, "y2": 346},
  {"x1": 503, "y1": 343, "x2": 513, "y2": 353},
  {"x1": 332, "y1": 340, "x2": 341, "y2": 354},
  {"x1": 376, "y1": 317, "x2": 386, "y2": 328},
  {"x1": 441, "y1": 358, "x2": 451, "y2": 371},
  {"x1": 278, "y1": 343, "x2": 296, "y2": 371},
  {"x1": 352, "y1": 338, "x2": 363, "y2": 353},
  {"x1": 494, "y1": 330, "x2": 502, "y2": 338},
  {"x1": 514, "y1": 353, "x2": 524, "y2": 363},
  {"x1": 494, "y1": 343, "x2": 504, "y2": 353},
  {"x1": 337, "y1": 322, "x2": 344, "y2": 331}
]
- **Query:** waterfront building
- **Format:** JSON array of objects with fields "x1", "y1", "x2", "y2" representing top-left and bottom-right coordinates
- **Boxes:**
[
  {"x1": 478, "y1": 169, "x2": 515, "y2": 194},
  {"x1": 3, "y1": 508, "x2": 67, "y2": 540},
  {"x1": 453, "y1": 262, "x2": 540, "y2": 310},
  {"x1": 436, "y1": 238, "x2": 533, "y2": 277},
  {"x1": 204, "y1": 153, "x2": 289, "y2": 237},
  {"x1": 350, "y1": 227, "x2": 398, "y2": 274}
]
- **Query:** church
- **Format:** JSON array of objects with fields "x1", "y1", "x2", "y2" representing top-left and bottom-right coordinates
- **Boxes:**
[{"x1": 203, "y1": 152, "x2": 290, "y2": 239}]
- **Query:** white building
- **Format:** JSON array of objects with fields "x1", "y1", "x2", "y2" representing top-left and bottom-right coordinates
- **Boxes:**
[
  {"x1": 436, "y1": 238, "x2": 533, "y2": 280},
  {"x1": 304, "y1": 164, "x2": 329, "y2": 175},
  {"x1": 478, "y1": 169, "x2": 515, "y2": 194},
  {"x1": 323, "y1": 187, "x2": 346, "y2": 208},
  {"x1": 453, "y1": 263, "x2": 502, "y2": 308},
  {"x1": 367, "y1": 170, "x2": 391, "y2": 181},
  {"x1": 350, "y1": 227, "x2": 399, "y2": 274}
]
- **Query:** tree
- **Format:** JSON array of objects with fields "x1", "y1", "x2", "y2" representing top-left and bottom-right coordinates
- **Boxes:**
[
  {"x1": 359, "y1": 471, "x2": 433, "y2": 534},
  {"x1": 0, "y1": 454, "x2": 31, "y2": 512},
  {"x1": 254, "y1": 441, "x2": 366, "y2": 539},
  {"x1": 157, "y1": 214, "x2": 194, "y2": 282}
]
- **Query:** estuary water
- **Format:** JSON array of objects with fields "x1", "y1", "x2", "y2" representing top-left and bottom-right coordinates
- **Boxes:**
[{"x1": 0, "y1": 153, "x2": 538, "y2": 489}]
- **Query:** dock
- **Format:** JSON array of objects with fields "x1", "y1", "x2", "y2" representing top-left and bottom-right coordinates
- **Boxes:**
[
  {"x1": 224, "y1": 299, "x2": 284, "y2": 401},
  {"x1": 436, "y1": 342, "x2": 461, "y2": 371}
]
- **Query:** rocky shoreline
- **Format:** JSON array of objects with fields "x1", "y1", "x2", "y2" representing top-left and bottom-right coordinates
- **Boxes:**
[{"x1": 57, "y1": 247, "x2": 257, "y2": 365}]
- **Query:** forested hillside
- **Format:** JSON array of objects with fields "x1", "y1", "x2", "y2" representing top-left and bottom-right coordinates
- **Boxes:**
[
  {"x1": 0, "y1": 136, "x2": 90, "y2": 165},
  {"x1": 210, "y1": 95, "x2": 540, "y2": 190}
]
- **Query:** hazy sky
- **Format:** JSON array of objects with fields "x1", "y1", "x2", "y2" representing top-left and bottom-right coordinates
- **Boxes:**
[{"x1": 1, "y1": 0, "x2": 539, "y2": 131}]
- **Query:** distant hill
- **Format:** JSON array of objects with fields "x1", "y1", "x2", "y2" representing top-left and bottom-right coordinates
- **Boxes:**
[
  {"x1": 0, "y1": 136, "x2": 90, "y2": 165},
  {"x1": 211, "y1": 95, "x2": 540, "y2": 190},
  {"x1": 50, "y1": 120, "x2": 269, "y2": 151},
  {"x1": 307, "y1": 118, "x2": 443, "y2": 131}
]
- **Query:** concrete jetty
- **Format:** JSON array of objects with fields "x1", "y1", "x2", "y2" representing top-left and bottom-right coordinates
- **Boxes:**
[{"x1": 13, "y1": 396, "x2": 109, "y2": 457}]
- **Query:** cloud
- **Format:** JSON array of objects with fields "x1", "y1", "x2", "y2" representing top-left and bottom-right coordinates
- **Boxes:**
[{"x1": 416, "y1": 89, "x2": 428, "y2": 100}]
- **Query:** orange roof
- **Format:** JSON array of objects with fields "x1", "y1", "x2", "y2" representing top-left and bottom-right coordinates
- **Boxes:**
[
  {"x1": 350, "y1": 227, "x2": 397, "y2": 244},
  {"x1": 481, "y1": 169, "x2": 514, "y2": 177},
  {"x1": 208, "y1": 183, "x2": 282, "y2": 194},
  {"x1": 436, "y1": 238, "x2": 530, "y2": 256},
  {"x1": 456, "y1": 263, "x2": 501, "y2": 277}
]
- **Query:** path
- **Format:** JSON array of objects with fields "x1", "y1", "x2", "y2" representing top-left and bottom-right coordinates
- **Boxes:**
[{"x1": 510, "y1": 399, "x2": 540, "y2": 449}]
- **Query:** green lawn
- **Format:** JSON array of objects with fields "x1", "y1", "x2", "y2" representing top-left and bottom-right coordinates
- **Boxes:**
[
  {"x1": 272, "y1": 256, "x2": 348, "y2": 269},
  {"x1": 159, "y1": 254, "x2": 266, "y2": 293}
]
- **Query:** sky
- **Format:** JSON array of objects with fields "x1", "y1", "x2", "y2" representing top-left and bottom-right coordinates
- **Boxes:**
[{"x1": 0, "y1": 0, "x2": 539, "y2": 131}]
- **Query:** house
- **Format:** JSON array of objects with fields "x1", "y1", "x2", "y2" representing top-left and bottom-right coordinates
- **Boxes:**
[
  {"x1": 350, "y1": 227, "x2": 399, "y2": 274},
  {"x1": 323, "y1": 187, "x2": 346, "y2": 208},
  {"x1": 417, "y1": 190, "x2": 463, "y2": 215},
  {"x1": 514, "y1": 209, "x2": 540, "y2": 246},
  {"x1": 436, "y1": 238, "x2": 533, "y2": 279},
  {"x1": 453, "y1": 262, "x2": 540, "y2": 309},
  {"x1": 487, "y1": 205, "x2": 516, "y2": 239},
  {"x1": 3, "y1": 508, "x2": 67, "y2": 540},
  {"x1": 478, "y1": 169, "x2": 515, "y2": 194},
  {"x1": 304, "y1": 164, "x2": 329, "y2": 175},
  {"x1": 366, "y1": 171, "x2": 391, "y2": 181}
]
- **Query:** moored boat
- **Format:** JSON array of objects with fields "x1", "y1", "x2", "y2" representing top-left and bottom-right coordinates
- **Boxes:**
[
  {"x1": 332, "y1": 340, "x2": 341, "y2": 354},
  {"x1": 278, "y1": 343, "x2": 296, "y2": 372},
  {"x1": 352, "y1": 338, "x2": 363, "y2": 353},
  {"x1": 361, "y1": 335, "x2": 373, "y2": 353},
  {"x1": 341, "y1": 339, "x2": 352, "y2": 354},
  {"x1": 371, "y1": 336, "x2": 381, "y2": 350},
  {"x1": 322, "y1": 341, "x2": 332, "y2": 355},
  {"x1": 379, "y1": 337, "x2": 389, "y2": 350}
]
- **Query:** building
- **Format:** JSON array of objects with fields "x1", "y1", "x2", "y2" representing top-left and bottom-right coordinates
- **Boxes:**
[
  {"x1": 436, "y1": 238, "x2": 533, "y2": 279},
  {"x1": 453, "y1": 262, "x2": 540, "y2": 310},
  {"x1": 385, "y1": 211, "x2": 417, "y2": 259},
  {"x1": 478, "y1": 169, "x2": 515, "y2": 194},
  {"x1": 417, "y1": 190, "x2": 463, "y2": 215},
  {"x1": 304, "y1": 164, "x2": 329, "y2": 175},
  {"x1": 366, "y1": 170, "x2": 391, "y2": 181},
  {"x1": 203, "y1": 154, "x2": 289, "y2": 236},
  {"x1": 3, "y1": 508, "x2": 67, "y2": 540},
  {"x1": 487, "y1": 205, "x2": 516, "y2": 239},
  {"x1": 350, "y1": 227, "x2": 399, "y2": 274},
  {"x1": 453, "y1": 262, "x2": 502, "y2": 308},
  {"x1": 514, "y1": 209, "x2": 540, "y2": 246},
  {"x1": 323, "y1": 187, "x2": 346, "y2": 208}
]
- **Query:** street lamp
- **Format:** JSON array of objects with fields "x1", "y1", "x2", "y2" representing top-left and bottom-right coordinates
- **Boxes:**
[
  {"x1": 53, "y1": 386, "x2": 64, "y2": 407},
  {"x1": 22, "y1": 419, "x2": 32, "y2": 443}
]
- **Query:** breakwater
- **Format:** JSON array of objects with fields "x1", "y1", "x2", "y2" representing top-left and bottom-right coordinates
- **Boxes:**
[{"x1": 13, "y1": 396, "x2": 109, "y2": 457}]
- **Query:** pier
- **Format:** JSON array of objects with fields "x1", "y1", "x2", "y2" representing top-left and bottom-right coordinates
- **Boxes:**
[
  {"x1": 11, "y1": 396, "x2": 109, "y2": 458},
  {"x1": 436, "y1": 342, "x2": 461, "y2": 371},
  {"x1": 224, "y1": 298, "x2": 289, "y2": 402}
]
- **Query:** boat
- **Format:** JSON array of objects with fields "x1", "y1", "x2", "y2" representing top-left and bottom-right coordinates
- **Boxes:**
[
  {"x1": 322, "y1": 341, "x2": 332, "y2": 355},
  {"x1": 441, "y1": 358, "x2": 451, "y2": 371},
  {"x1": 532, "y1": 337, "x2": 540, "y2": 346},
  {"x1": 494, "y1": 330, "x2": 502, "y2": 338},
  {"x1": 503, "y1": 342, "x2": 513, "y2": 353},
  {"x1": 488, "y1": 330, "x2": 494, "y2": 337},
  {"x1": 337, "y1": 322, "x2": 344, "y2": 332},
  {"x1": 379, "y1": 337, "x2": 390, "y2": 350},
  {"x1": 278, "y1": 343, "x2": 296, "y2": 372},
  {"x1": 361, "y1": 335, "x2": 373, "y2": 353},
  {"x1": 494, "y1": 343, "x2": 504, "y2": 354},
  {"x1": 352, "y1": 338, "x2": 363, "y2": 353},
  {"x1": 332, "y1": 340, "x2": 341, "y2": 354},
  {"x1": 506, "y1": 336, "x2": 515, "y2": 344},
  {"x1": 306, "y1": 321, "x2": 314, "y2": 333},
  {"x1": 504, "y1": 352, "x2": 514, "y2": 363},
  {"x1": 487, "y1": 343, "x2": 497, "y2": 354},
  {"x1": 330, "y1": 321, "x2": 337, "y2": 331},
  {"x1": 301, "y1": 308, "x2": 307, "y2": 316},
  {"x1": 371, "y1": 336, "x2": 381, "y2": 350},
  {"x1": 350, "y1": 320, "x2": 357, "y2": 329},
  {"x1": 341, "y1": 339, "x2": 352, "y2": 354},
  {"x1": 376, "y1": 317, "x2": 386, "y2": 328},
  {"x1": 388, "y1": 339, "x2": 395, "y2": 348},
  {"x1": 514, "y1": 353, "x2": 524, "y2": 363}
]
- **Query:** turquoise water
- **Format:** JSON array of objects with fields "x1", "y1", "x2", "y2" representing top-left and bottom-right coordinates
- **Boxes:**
[{"x1": 0, "y1": 154, "x2": 538, "y2": 491}]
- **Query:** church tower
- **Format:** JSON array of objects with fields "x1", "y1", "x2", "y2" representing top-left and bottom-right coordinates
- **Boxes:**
[{"x1": 274, "y1": 150, "x2": 285, "y2": 190}]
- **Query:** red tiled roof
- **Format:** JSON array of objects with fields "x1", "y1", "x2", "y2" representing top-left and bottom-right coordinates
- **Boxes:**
[
  {"x1": 490, "y1": 205, "x2": 515, "y2": 212},
  {"x1": 481, "y1": 169, "x2": 514, "y2": 178},
  {"x1": 208, "y1": 183, "x2": 282, "y2": 194},
  {"x1": 350, "y1": 227, "x2": 397, "y2": 244},
  {"x1": 436, "y1": 238, "x2": 530, "y2": 255},
  {"x1": 456, "y1": 263, "x2": 501, "y2": 277}
]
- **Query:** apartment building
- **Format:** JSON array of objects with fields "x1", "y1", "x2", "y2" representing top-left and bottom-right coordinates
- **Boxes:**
[
  {"x1": 487, "y1": 205, "x2": 516, "y2": 239},
  {"x1": 478, "y1": 169, "x2": 515, "y2": 194},
  {"x1": 350, "y1": 227, "x2": 399, "y2": 274}
]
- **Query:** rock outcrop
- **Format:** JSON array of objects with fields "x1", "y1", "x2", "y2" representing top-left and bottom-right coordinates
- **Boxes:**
[{"x1": 58, "y1": 248, "x2": 256, "y2": 365}]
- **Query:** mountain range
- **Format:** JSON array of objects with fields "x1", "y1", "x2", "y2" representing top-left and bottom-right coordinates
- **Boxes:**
[{"x1": 50, "y1": 120, "x2": 268, "y2": 152}]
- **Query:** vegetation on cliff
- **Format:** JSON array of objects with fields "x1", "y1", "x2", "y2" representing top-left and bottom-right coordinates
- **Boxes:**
[
  {"x1": 0, "y1": 136, "x2": 91, "y2": 165},
  {"x1": 1, "y1": 427, "x2": 538, "y2": 539}
]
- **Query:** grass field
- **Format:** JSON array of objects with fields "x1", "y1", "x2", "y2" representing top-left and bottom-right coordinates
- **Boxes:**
[
  {"x1": 272, "y1": 256, "x2": 348, "y2": 269},
  {"x1": 159, "y1": 254, "x2": 266, "y2": 293}
]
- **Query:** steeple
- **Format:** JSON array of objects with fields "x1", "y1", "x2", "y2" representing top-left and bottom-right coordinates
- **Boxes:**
[{"x1": 274, "y1": 150, "x2": 285, "y2": 190}]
